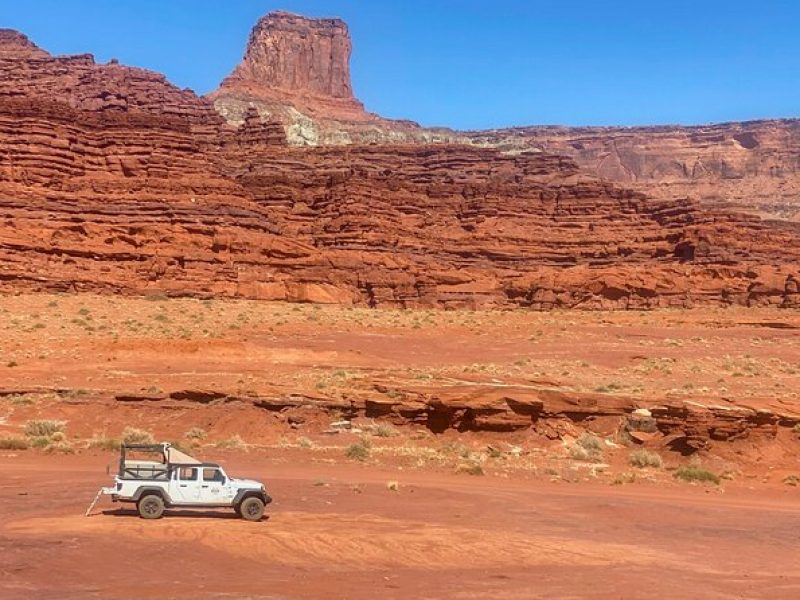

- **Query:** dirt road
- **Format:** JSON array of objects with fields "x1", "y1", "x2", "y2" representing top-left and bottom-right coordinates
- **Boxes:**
[{"x1": 1, "y1": 453, "x2": 798, "y2": 599}]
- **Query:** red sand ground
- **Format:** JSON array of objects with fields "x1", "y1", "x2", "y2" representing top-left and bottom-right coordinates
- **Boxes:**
[
  {"x1": 1, "y1": 452, "x2": 799, "y2": 599},
  {"x1": 1, "y1": 295, "x2": 800, "y2": 598}
]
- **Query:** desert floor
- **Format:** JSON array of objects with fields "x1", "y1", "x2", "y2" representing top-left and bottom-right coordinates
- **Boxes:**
[
  {"x1": 1, "y1": 453, "x2": 799, "y2": 599},
  {"x1": 1, "y1": 294, "x2": 799, "y2": 598}
]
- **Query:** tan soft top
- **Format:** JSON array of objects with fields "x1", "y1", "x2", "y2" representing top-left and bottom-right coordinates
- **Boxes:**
[{"x1": 166, "y1": 446, "x2": 201, "y2": 465}]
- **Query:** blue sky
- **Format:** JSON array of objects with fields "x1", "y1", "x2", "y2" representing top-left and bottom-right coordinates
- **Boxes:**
[{"x1": 2, "y1": 1, "x2": 798, "y2": 129}]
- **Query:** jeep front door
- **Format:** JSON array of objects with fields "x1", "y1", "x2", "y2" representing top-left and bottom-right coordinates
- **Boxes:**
[{"x1": 200, "y1": 467, "x2": 232, "y2": 504}]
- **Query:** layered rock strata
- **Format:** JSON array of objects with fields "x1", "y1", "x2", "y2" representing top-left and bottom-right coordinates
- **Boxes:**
[{"x1": 0, "y1": 27, "x2": 797, "y2": 308}]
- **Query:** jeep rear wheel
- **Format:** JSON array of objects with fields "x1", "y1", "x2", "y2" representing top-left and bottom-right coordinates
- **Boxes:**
[
  {"x1": 239, "y1": 497, "x2": 264, "y2": 521},
  {"x1": 137, "y1": 494, "x2": 165, "y2": 519}
]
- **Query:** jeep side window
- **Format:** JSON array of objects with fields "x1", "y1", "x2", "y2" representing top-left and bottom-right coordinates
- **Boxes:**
[
  {"x1": 203, "y1": 468, "x2": 225, "y2": 483},
  {"x1": 179, "y1": 467, "x2": 198, "y2": 481}
]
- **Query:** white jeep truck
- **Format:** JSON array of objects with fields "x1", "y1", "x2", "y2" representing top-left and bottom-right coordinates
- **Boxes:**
[{"x1": 96, "y1": 443, "x2": 271, "y2": 521}]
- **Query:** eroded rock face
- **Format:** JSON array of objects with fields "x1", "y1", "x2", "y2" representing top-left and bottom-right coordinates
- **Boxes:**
[
  {"x1": 466, "y1": 121, "x2": 800, "y2": 222},
  {"x1": 229, "y1": 12, "x2": 358, "y2": 107},
  {"x1": 209, "y1": 12, "x2": 800, "y2": 222},
  {"x1": 0, "y1": 28, "x2": 48, "y2": 58},
  {"x1": 210, "y1": 11, "x2": 460, "y2": 146},
  {"x1": 0, "y1": 28, "x2": 797, "y2": 308}
]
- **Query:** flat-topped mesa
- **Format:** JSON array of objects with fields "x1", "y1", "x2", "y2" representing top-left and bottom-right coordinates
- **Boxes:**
[
  {"x1": 210, "y1": 11, "x2": 459, "y2": 145},
  {"x1": 0, "y1": 29, "x2": 49, "y2": 58},
  {"x1": 216, "y1": 11, "x2": 365, "y2": 120}
]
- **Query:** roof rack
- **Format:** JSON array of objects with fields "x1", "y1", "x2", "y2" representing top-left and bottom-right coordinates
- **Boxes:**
[{"x1": 117, "y1": 443, "x2": 200, "y2": 480}]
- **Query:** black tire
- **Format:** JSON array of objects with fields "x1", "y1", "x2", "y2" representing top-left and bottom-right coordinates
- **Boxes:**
[
  {"x1": 239, "y1": 497, "x2": 264, "y2": 522},
  {"x1": 137, "y1": 494, "x2": 165, "y2": 519}
]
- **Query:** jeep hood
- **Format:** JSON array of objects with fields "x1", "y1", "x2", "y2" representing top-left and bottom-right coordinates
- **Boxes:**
[{"x1": 231, "y1": 478, "x2": 263, "y2": 489}]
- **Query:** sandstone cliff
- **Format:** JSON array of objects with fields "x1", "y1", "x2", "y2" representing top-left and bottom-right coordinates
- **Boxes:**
[
  {"x1": 466, "y1": 120, "x2": 800, "y2": 222},
  {"x1": 207, "y1": 13, "x2": 800, "y2": 223},
  {"x1": 0, "y1": 26, "x2": 797, "y2": 309}
]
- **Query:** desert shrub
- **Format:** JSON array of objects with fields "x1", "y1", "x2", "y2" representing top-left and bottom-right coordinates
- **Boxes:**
[
  {"x1": 0, "y1": 436, "x2": 29, "y2": 450},
  {"x1": 629, "y1": 450, "x2": 663, "y2": 469},
  {"x1": 577, "y1": 433, "x2": 603, "y2": 453},
  {"x1": 121, "y1": 427, "x2": 155, "y2": 446},
  {"x1": 793, "y1": 423, "x2": 800, "y2": 435},
  {"x1": 611, "y1": 472, "x2": 637, "y2": 485},
  {"x1": 216, "y1": 435, "x2": 247, "y2": 450},
  {"x1": 455, "y1": 462, "x2": 485, "y2": 476},
  {"x1": 28, "y1": 436, "x2": 51, "y2": 448},
  {"x1": 370, "y1": 423, "x2": 398, "y2": 438},
  {"x1": 45, "y1": 439, "x2": 73, "y2": 454},
  {"x1": 568, "y1": 444, "x2": 592, "y2": 461},
  {"x1": 674, "y1": 466, "x2": 720, "y2": 485},
  {"x1": 24, "y1": 419, "x2": 65, "y2": 437},
  {"x1": 486, "y1": 445, "x2": 503, "y2": 459},
  {"x1": 569, "y1": 432, "x2": 604, "y2": 461},
  {"x1": 345, "y1": 439, "x2": 371, "y2": 461},
  {"x1": 185, "y1": 427, "x2": 207, "y2": 440},
  {"x1": 87, "y1": 436, "x2": 121, "y2": 451},
  {"x1": 297, "y1": 436, "x2": 314, "y2": 449},
  {"x1": 7, "y1": 394, "x2": 34, "y2": 406},
  {"x1": 783, "y1": 475, "x2": 800, "y2": 487}
]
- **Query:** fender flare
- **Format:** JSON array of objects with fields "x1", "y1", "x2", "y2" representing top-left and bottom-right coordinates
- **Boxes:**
[
  {"x1": 131, "y1": 486, "x2": 174, "y2": 506},
  {"x1": 233, "y1": 489, "x2": 272, "y2": 506}
]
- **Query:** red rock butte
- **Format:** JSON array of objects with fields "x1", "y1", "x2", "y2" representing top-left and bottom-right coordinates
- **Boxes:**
[
  {"x1": 0, "y1": 14, "x2": 797, "y2": 309},
  {"x1": 216, "y1": 12, "x2": 364, "y2": 117}
]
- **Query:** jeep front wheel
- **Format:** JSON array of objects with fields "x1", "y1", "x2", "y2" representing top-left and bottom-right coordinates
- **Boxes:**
[
  {"x1": 239, "y1": 497, "x2": 264, "y2": 521},
  {"x1": 137, "y1": 494, "x2": 165, "y2": 519}
]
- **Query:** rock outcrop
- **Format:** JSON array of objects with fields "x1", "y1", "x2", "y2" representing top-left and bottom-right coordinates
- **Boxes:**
[
  {"x1": 0, "y1": 26, "x2": 797, "y2": 308},
  {"x1": 210, "y1": 11, "x2": 458, "y2": 146},
  {"x1": 208, "y1": 13, "x2": 800, "y2": 223},
  {"x1": 218, "y1": 11, "x2": 363, "y2": 119},
  {"x1": 466, "y1": 120, "x2": 800, "y2": 222}
]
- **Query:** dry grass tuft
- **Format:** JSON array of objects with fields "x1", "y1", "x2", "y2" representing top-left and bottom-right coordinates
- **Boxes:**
[
  {"x1": 629, "y1": 449, "x2": 663, "y2": 469},
  {"x1": 345, "y1": 438, "x2": 371, "y2": 461},
  {"x1": 24, "y1": 419, "x2": 65, "y2": 437},
  {"x1": 0, "y1": 436, "x2": 29, "y2": 450},
  {"x1": 185, "y1": 427, "x2": 207, "y2": 440},
  {"x1": 455, "y1": 461, "x2": 485, "y2": 476},
  {"x1": 216, "y1": 434, "x2": 247, "y2": 450},
  {"x1": 121, "y1": 427, "x2": 156, "y2": 446},
  {"x1": 674, "y1": 465, "x2": 720, "y2": 485}
]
